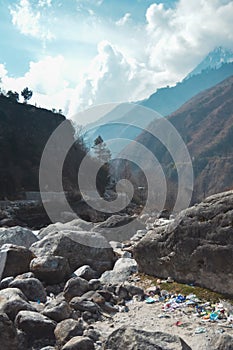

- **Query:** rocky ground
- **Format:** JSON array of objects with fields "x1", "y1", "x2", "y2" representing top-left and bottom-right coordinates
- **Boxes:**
[{"x1": 0, "y1": 190, "x2": 233, "y2": 349}]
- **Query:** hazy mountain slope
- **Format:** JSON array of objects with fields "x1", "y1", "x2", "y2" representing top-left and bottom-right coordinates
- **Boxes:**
[{"x1": 123, "y1": 75, "x2": 233, "y2": 205}]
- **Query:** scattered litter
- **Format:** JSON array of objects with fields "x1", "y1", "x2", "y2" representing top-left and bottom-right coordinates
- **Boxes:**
[{"x1": 195, "y1": 327, "x2": 206, "y2": 334}]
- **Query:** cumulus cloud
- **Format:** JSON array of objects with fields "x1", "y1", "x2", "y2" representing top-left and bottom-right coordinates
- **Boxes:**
[
  {"x1": 4, "y1": 0, "x2": 233, "y2": 123},
  {"x1": 68, "y1": 40, "x2": 156, "y2": 119},
  {"x1": 10, "y1": 0, "x2": 54, "y2": 41}
]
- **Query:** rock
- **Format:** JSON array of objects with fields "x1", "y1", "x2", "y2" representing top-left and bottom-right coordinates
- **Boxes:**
[
  {"x1": 0, "y1": 226, "x2": 38, "y2": 248},
  {"x1": 0, "y1": 313, "x2": 18, "y2": 350},
  {"x1": 63, "y1": 277, "x2": 89, "y2": 301},
  {"x1": 9, "y1": 277, "x2": 47, "y2": 303},
  {"x1": 43, "y1": 297, "x2": 72, "y2": 322},
  {"x1": 73, "y1": 265, "x2": 99, "y2": 281},
  {"x1": 0, "y1": 288, "x2": 36, "y2": 321},
  {"x1": 210, "y1": 333, "x2": 233, "y2": 350},
  {"x1": 100, "y1": 258, "x2": 138, "y2": 284},
  {"x1": 62, "y1": 336, "x2": 95, "y2": 350},
  {"x1": 92, "y1": 215, "x2": 146, "y2": 242},
  {"x1": 83, "y1": 328, "x2": 100, "y2": 342},
  {"x1": 40, "y1": 347, "x2": 56, "y2": 350},
  {"x1": 15, "y1": 310, "x2": 56, "y2": 341},
  {"x1": 38, "y1": 219, "x2": 94, "y2": 240},
  {"x1": 30, "y1": 231, "x2": 115, "y2": 274},
  {"x1": 70, "y1": 299, "x2": 99, "y2": 313},
  {"x1": 30, "y1": 255, "x2": 71, "y2": 284},
  {"x1": 0, "y1": 276, "x2": 14, "y2": 289},
  {"x1": 124, "y1": 284, "x2": 145, "y2": 299},
  {"x1": 88, "y1": 279, "x2": 102, "y2": 291},
  {"x1": 0, "y1": 244, "x2": 35, "y2": 279},
  {"x1": 134, "y1": 190, "x2": 233, "y2": 296},
  {"x1": 54, "y1": 318, "x2": 84, "y2": 346},
  {"x1": 105, "y1": 326, "x2": 191, "y2": 350}
]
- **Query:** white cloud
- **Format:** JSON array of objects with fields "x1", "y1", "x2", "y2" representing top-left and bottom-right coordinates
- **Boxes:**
[
  {"x1": 10, "y1": 0, "x2": 54, "y2": 41},
  {"x1": 116, "y1": 13, "x2": 131, "y2": 26},
  {"x1": 3, "y1": 0, "x2": 233, "y2": 124},
  {"x1": 68, "y1": 40, "x2": 156, "y2": 119}
]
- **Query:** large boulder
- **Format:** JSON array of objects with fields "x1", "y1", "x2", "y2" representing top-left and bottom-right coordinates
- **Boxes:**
[
  {"x1": 9, "y1": 277, "x2": 47, "y2": 303},
  {"x1": 15, "y1": 310, "x2": 56, "y2": 341},
  {"x1": 100, "y1": 258, "x2": 138, "y2": 284},
  {"x1": 0, "y1": 244, "x2": 35, "y2": 280},
  {"x1": 30, "y1": 231, "x2": 115, "y2": 274},
  {"x1": 0, "y1": 288, "x2": 36, "y2": 321},
  {"x1": 134, "y1": 191, "x2": 233, "y2": 296},
  {"x1": 92, "y1": 215, "x2": 145, "y2": 242},
  {"x1": 54, "y1": 318, "x2": 84, "y2": 347},
  {"x1": 38, "y1": 219, "x2": 94, "y2": 240},
  {"x1": 30, "y1": 255, "x2": 71, "y2": 284},
  {"x1": 0, "y1": 226, "x2": 38, "y2": 248},
  {"x1": 209, "y1": 333, "x2": 233, "y2": 350},
  {"x1": 104, "y1": 326, "x2": 191, "y2": 350},
  {"x1": 43, "y1": 297, "x2": 72, "y2": 322},
  {"x1": 62, "y1": 336, "x2": 95, "y2": 350},
  {"x1": 0, "y1": 313, "x2": 18, "y2": 350}
]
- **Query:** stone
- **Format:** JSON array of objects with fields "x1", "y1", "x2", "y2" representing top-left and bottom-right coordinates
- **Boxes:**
[
  {"x1": 83, "y1": 328, "x2": 100, "y2": 342},
  {"x1": 62, "y1": 336, "x2": 95, "y2": 350},
  {"x1": 209, "y1": 333, "x2": 233, "y2": 350},
  {"x1": 43, "y1": 297, "x2": 72, "y2": 322},
  {"x1": 15, "y1": 310, "x2": 56, "y2": 341},
  {"x1": 73, "y1": 265, "x2": 98, "y2": 281},
  {"x1": 124, "y1": 284, "x2": 145, "y2": 299},
  {"x1": 0, "y1": 244, "x2": 35, "y2": 280},
  {"x1": 63, "y1": 277, "x2": 89, "y2": 301},
  {"x1": 105, "y1": 326, "x2": 191, "y2": 350},
  {"x1": 100, "y1": 258, "x2": 138, "y2": 284},
  {"x1": 38, "y1": 219, "x2": 94, "y2": 239},
  {"x1": 0, "y1": 288, "x2": 36, "y2": 321},
  {"x1": 0, "y1": 313, "x2": 18, "y2": 350},
  {"x1": 92, "y1": 215, "x2": 146, "y2": 242},
  {"x1": 134, "y1": 190, "x2": 233, "y2": 296},
  {"x1": 0, "y1": 226, "x2": 38, "y2": 248},
  {"x1": 54, "y1": 318, "x2": 84, "y2": 346},
  {"x1": 9, "y1": 277, "x2": 47, "y2": 303},
  {"x1": 70, "y1": 299, "x2": 99, "y2": 313},
  {"x1": 30, "y1": 255, "x2": 71, "y2": 284},
  {"x1": 30, "y1": 231, "x2": 115, "y2": 274},
  {"x1": 0, "y1": 276, "x2": 14, "y2": 290},
  {"x1": 88, "y1": 279, "x2": 102, "y2": 291}
]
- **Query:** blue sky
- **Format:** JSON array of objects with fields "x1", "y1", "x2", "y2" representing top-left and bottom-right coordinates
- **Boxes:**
[{"x1": 1, "y1": 0, "x2": 233, "y2": 124}]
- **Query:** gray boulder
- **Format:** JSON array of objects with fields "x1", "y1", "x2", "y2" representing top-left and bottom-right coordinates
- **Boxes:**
[
  {"x1": 92, "y1": 215, "x2": 145, "y2": 242},
  {"x1": 30, "y1": 231, "x2": 115, "y2": 274},
  {"x1": 15, "y1": 310, "x2": 56, "y2": 340},
  {"x1": 134, "y1": 190, "x2": 233, "y2": 296},
  {"x1": 9, "y1": 277, "x2": 47, "y2": 303},
  {"x1": 104, "y1": 326, "x2": 191, "y2": 350},
  {"x1": 0, "y1": 226, "x2": 38, "y2": 248},
  {"x1": 43, "y1": 298, "x2": 71, "y2": 322},
  {"x1": 38, "y1": 219, "x2": 93, "y2": 239},
  {"x1": 0, "y1": 244, "x2": 35, "y2": 280},
  {"x1": 62, "y1": 336, "x2": 95, "y2": 350},
  {"x1": 210, "y1": 333, "x2": 233, "y2": 350},
  {"x1": 0, "y1": 288, "x2": 36, "y2": 321},
  {"x1": 63, "y1": 277, "x2": 89, "y2": 301},
  {"x1": 54, "y1": 318, "x2": 84, "y2": 347},
  {"x1": 30, "y1": 255, "x2": 71, "y2": 284},
  {"x1": 100, "y1": 258, "x2": 138, "y2": 284},
  {"x1": 73, "y1": 265, "x2": 98, "y2": 281},
  {"x1": 0, "y1": 313, "x2": 18, "y2": 350}
]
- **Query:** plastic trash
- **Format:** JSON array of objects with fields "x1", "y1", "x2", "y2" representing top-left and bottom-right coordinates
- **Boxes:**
[
  {"x1": 210, "y1": 312, "x2": 219, "y2": 321},
  {"x1": 195, "y1": 327, "x2": 206, "y2": 334},
  {"x1": 145, "y1": 297, "x2": 156, "y2": 304}
]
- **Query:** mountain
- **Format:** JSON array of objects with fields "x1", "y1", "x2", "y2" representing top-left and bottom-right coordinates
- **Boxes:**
[
  {"x1": 186, "y1": 46, "x2": 233, "y2": 79},
  {"x1": 0, "y1": 94, "x2": 108, "y2": 200},
  {"x1": 120, "y1": 75, "x2": 233, "y2": 207},
  {"x1": 84, "y1": 59, "x2": 233, "y2": 154}
]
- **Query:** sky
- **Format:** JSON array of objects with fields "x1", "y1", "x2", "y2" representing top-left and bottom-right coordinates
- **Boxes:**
[{"x1": 1, "y1": 0, "x2": 233, "y2": 124}]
